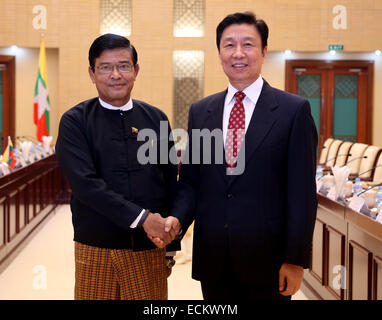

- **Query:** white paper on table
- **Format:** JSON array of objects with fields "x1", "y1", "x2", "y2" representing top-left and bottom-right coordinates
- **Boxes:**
[
  {"x1": 42, "y1": 136, "x2": 53, "y2": 155},
  {"x1": 349, "y1": 196, "x2": 371, "y2": 217},
  {"x1": 317, "y1": 181, "x2": 328, "y2": 196},
  {"x1": 331, "y1": 165, "x2": 351, "y2": 200},
  {"x1": 20, "y1": 141, "x2": 32, "y2": 163}
]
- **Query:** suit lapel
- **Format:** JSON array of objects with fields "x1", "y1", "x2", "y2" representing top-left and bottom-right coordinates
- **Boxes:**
[
  {"x1": 203, "y1": 90, "x2": 228, "y2": 182},
  {"x1": 228, "y1": 81, "x2": 279, "y2": 186},
  {"x1": 204, "y1": 90, "x2": 226, "y2": 132}
]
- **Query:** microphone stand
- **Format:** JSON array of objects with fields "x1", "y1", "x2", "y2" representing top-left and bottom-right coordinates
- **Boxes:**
[
  {"x1": 356, "y1": 181, "x2": 382, "y2": 197},
  {"x1": 317, "y1": 154, "x2": 353, "y2": 181},
  {"x1": 324, "y1": 153, "x2": 352, "y2": 166},
  {"x1": 342, "y1": 155, "x2": 368, "y2": 167},
  {"x1": 353, "y1": 163, "x2": 382, "y2": 180}
]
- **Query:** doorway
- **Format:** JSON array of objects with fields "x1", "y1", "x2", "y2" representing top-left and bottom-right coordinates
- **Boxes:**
[
  {"x1": 285, "y1": 60, "x2": 374, "y2": 150},
  {"x1": 0, "y1": 55, "x2": 15, "y2": 153}
]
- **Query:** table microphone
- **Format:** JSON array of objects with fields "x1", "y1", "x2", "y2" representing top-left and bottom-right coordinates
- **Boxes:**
[
  {"x1": 16, "y1": 136, "x2": 28, "y2": 142},
  {"x1": 355, "y1": 181, "x2": 382, "y2": 197},
  {"x1": 342, "y1": 155, "x2": 368, "y2": 167},
  {"x1": 325, "y1": 153, "x2": 351, "y2": 165},
  {"x1": 316, "y1": 153, "x2": 353, "y2": 181},
  {"x1": 352, "y1": 163, "x2": 382, "y2": 180},
  {"x1": 20, "y1": 135, "x2": 39, "y2": 143},
  {"x1": 321, "y1": 144, "x2": 329, "y2": 150}
]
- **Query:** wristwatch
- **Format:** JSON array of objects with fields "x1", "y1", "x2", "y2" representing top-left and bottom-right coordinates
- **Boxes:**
[{"x1": 165, "y1": 256, "x2": 176, "y2": 268}]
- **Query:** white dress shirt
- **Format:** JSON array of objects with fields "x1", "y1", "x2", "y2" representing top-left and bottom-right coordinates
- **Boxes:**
[
  {"x1": 98, "y1": 97, "x2": 144, "y2": 228},
  {"x1": 222, "y1": 76, "x2": 264, "y2": 145}
]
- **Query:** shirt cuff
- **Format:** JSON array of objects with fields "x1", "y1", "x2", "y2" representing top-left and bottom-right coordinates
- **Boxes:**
[{"x1": 130, "y1": 209, "x2": 145, "y2": 228}]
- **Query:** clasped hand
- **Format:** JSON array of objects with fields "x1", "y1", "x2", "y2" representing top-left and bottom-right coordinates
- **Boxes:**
[{"x1": 142, "y1": 213, "x2": 181, "y2": 248}]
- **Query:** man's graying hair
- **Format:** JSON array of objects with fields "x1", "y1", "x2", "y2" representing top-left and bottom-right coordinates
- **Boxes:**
[{"x1": 88, "y1": 33, "x2": 138, "y2": 72}]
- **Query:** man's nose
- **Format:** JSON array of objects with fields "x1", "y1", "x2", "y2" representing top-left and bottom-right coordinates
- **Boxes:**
[
  {"x1": 110, "y1": 66, "x2": 122, "y2": 78},
  {"x1": 232, "y1": 45, "x2": 245, "y2": 58}
]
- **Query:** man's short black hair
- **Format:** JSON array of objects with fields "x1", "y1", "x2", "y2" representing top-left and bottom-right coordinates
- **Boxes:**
[
  {"x1": 88, "y1": 33, "x2": 138, "y2": 72},
  {"x1": 216, "y1": 11, "x2": 269, "y2": 52}
]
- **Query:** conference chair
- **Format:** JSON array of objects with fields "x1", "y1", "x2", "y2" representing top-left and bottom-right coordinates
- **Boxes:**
[
  {"x1": 332, "y1": 141, "x2": 354, "y2": 167},
  {"x1": 346, "y1": 143, "x2": 369, "y2": 178},
  {"x1": 367, "y1": 152, "x2": 382, "y2": 188},
  {"x1": 324, "y1": 139, "x2": 343, "y2": 168},
  {"x1": 319, "y1": 138, "x2": 334, "y2": 165},
  {"x1": 357, "y1": 146, "x2": 382, "y2": 181}
]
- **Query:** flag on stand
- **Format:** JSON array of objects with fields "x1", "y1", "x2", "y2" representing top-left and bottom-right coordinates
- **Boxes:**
[
  {"x1": 2, "y1": 139, "x2": 9, "y2": 164},
  {"x1": 33, "y1": 39, "x2": 50, "y2": 142},
  {"x1": 2, "y1": 136, "x2": 17, "y2": 168}
]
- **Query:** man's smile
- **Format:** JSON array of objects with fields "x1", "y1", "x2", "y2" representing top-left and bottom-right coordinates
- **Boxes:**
[{"x1": 231, "y1": 63, "x2": 248, "y2": 69}]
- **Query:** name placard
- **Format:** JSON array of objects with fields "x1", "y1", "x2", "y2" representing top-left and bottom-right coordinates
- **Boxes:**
[{"x1": 349, "y1": 196, "x2": 371, "y2": 217}]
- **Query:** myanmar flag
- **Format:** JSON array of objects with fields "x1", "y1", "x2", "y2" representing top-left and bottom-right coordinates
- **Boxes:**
[
  {"x1": 2, "y1": 136, "x2": 16, "y2": 168},
  {"x1": 33, "y1": 39, "x2": 50, "y2": 142}
]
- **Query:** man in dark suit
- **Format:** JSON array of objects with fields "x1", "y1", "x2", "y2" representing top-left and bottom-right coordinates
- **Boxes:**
[{"x1": 157, "y1": 11, "x2": 318, "y2": 300}]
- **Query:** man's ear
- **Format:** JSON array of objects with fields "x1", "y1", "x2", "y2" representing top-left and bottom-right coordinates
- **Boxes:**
[
  {"x1": 218, "y1": 50, "x2": 223, "y2": 65},
  {"x1": 134, "y1": 63, "x2": 140, "y2": 77},
  {"x1": 262, "y1": 45, "x2": 268, "y2": 58},
  {"x1": 88, "y1": 66, "x2": 96, "y2": 84}
]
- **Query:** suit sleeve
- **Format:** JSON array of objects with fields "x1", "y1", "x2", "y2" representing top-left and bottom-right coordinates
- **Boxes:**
[
  {"x1": 160, "y1": 117, "x2": 182, "y2": 252},
  {"x1": 55, "y1": 111, "x2": 143, "y2": 230},
  {"x1": 159, "y1": 117, "x2": 179, "y2": 212},
  {"x1": 170, "y1": 104, "x2": 199, "y2": 234},
  {"x1": 283, "y1": 99, "x2": 318, "y2": 268}
]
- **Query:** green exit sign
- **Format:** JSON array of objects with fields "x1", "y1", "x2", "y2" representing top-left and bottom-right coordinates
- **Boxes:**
[{"x1": 328, "y1": 44, "x2": 344, "y2": 51}]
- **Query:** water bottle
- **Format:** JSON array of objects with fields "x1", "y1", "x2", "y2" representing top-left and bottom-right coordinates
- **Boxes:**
[
  {"x1": 353, "y1": 178, "x2": 362, "y2": 197},
  {"x1": 316, "y1": 165, "x2": 323, "y2": 181},
  {"x1": 376, "y1": 186, "x2": 382, "y2": 204}
]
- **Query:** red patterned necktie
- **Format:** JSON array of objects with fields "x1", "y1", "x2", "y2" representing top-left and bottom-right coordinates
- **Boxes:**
[{"x1": 225, "y1": 91, "x2": 246, "y2": 172}]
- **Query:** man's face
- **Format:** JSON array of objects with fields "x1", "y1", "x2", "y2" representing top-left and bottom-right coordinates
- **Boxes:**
[
  {"x1": 89, "y1": 48, "x2": 139, "y2": 107},
  {"x1": 219, "y1": 23, "x2": 267, "y2": 90}
]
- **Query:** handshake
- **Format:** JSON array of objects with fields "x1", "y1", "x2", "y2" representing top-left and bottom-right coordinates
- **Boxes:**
[{"x1": 142, "y1": 212, "x2": 181, "y2": 248}]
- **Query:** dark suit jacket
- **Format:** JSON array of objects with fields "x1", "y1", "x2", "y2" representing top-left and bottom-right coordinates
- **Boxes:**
[
  {"x1": 56, "y1": 98, "x2": 180, "y2": 251},
  {"x1": 171, "y1": 80, "x2": 318, "y2": 285}
]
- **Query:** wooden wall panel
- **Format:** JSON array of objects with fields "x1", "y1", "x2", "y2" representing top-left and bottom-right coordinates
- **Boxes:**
[
  {"x1": 327, "y1": 226, "x2": 346, "y2": 300},
  {"x1": 27, "y1": 178, "x2": 36, "y2": 221},
  {"x1": 373, "y1": 256, "x2": 382, "y2": 300},
  {"x1": 18, "y1": 184, "x2": 27, "y2": 232},
  {"x1": 0, "y1": 196, "x2": 6, "y2": 250},
  {"x1": 310, "y1": 218, "x2": 325, "y2": 284},
  {"x1": 349, "y1": 240, "x2": 373, "y2": 300},
  {"x1": 7, "y1": 190, "x2": 17, "y2": 241}
]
